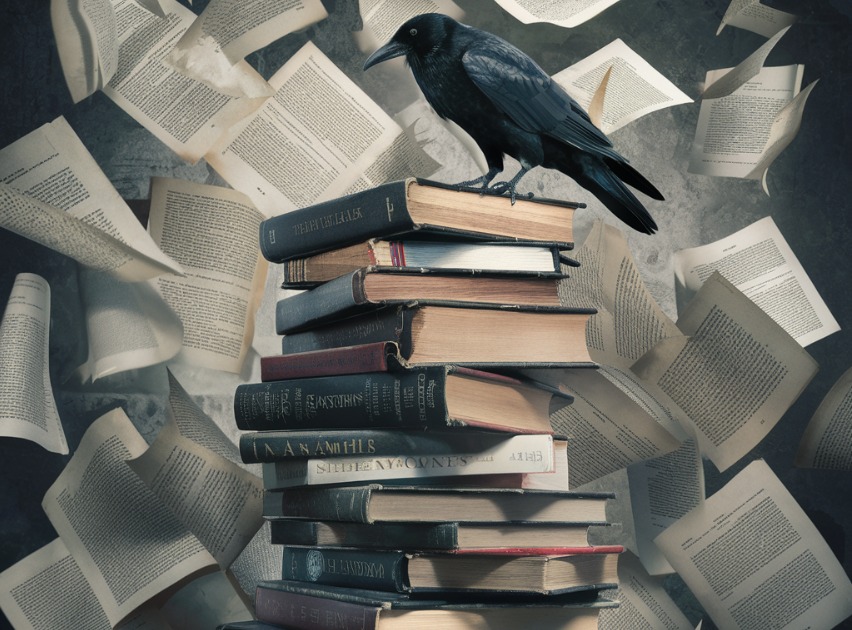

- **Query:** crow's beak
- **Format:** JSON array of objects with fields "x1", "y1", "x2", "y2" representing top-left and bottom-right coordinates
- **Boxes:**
[{"x1": 363, "y1": 41, "x2": 408, "y2": 70}]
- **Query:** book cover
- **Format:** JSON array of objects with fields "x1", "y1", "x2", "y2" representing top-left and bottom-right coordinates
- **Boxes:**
[
  {"x1": 260, "y1": 342, "x2": 398, "y2": 381},
  {"x1": 280, "y1": 545, "x2": 622, "y2": 594},
  {"x1": 257, "y1": 433, "x2": 555, "y2": 485},
  {"x1": 258, "y1": 178, "x2": 581, "y2": 263},
  {"x1": 262, "y1": 484, "x2": 614, "y2": 524},
  {"x1": 274, "y1": 267, "x2": 565, "y2": 334},
  {"x1": 233, "y1": 367, "x2": 555, "y2": 433}
]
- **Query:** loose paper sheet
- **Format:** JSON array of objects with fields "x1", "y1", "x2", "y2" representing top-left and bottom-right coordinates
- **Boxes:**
[
  {"x1": 0, "y1": 274, "x2": 66, "y2": 454},
  {"x1": 656, "y1": 459, "x2": 852, "y2": 630},
  {"x1": 701, "y1": 26, "x2": 790, "y2": 100},
  {"x1": 673, "y1": 216, "x2": 839, "y2": 347},
  {"x1": 717, "y1": 0, "x2": 797, "y2": 38},
  {"x1": 493, "y1": 0, "x2": 621, "y2": 28},
  {"x1": 795, "y1": 366, "x2": 852, "y2": 470}
]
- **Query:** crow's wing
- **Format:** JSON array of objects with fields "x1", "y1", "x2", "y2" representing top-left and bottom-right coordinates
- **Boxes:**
[{"x1": 461, "y1": 37, "x2": 623, "y2": 162}]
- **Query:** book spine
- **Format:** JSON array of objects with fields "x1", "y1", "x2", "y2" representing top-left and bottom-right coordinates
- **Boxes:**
[
  {"x1": 233, "y1": 368, "x2": 448, "y2": 431},
  {"x1": 260, "y1": 343, "x2": 393, "y2": 381},
  {"x1": 255, "y1": 585, "x2": 379, "y2": 630},
  {"x1": 276, "y1": 270, "x2": 367, "y2": 334},
  {"x1": 258, "y1": 181, "x2": 412, "y2": 262},
  {"x1": 270, "y1": 521, "x2": 460, "y2": 549},
  {"x1": 281, "y1": 306, "x2": 412, "y2": 357},
  {"x1": 264, "y1": 486, "x2": 374, "y2": 522},
  {"x1": 282, "y1": 547, "x2": 409, "y2": 593},
  {"x1": 260, "y1": 434, "x2": 555, "y2": 487}
]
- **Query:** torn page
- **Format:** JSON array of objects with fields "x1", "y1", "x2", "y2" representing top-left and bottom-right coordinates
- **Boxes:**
[
  {"x1": 0, "y1": 274, "x2": 66, "y2": 454},
  {"x1": 147, "y1": 177, "x2": 268, "y2": 374},
  {"x1": 598, "y1": 551, "x2": 695, "y2": 629},
  {"x1": 492, "y1": 0, "x2": 620, "y2": 28},
  {"x1": 628, "y1": 437, "x2": 704, "y2": 575},
  {"x1": 632, "y1": 273, "x2": 818, "y2": 471},
  {"x1": 354, "y1": 0, "x2": 464, "y2": 52},
  {"x1": 103, "y1": 0, "x2": 269, "y2": 163},
  {"x1": 673, "y1": 216, "x2": 839, "y2": 347},
  {"x1": 205, "y1": 41, "x2": 407, "y2": 216},
  {"x1": 701, "y1": 26, "x2": 790, "y2": 100},
  {"x1": 41, "y1": 408, "x2": 218, "y2": 627},
  {"x1": 718, "y1": 0, "x2": 797, "y2": 38},
  {"x1": 795, "y1": 366, "x2": 852, "y2": 470},
  {"x1": 655, "y1": 459, "x2": 852, "y2": 630},
  {"x1": 167, "y1": 0, "x2": 328, "y2": 96},
  {"x1": 553, "y1": 39, "x2": 692, "y2": 134},
  {"x1": 688, "y1": 64, "x2": 805, "y2": 181},
  {"x1": 568, "y1": 220, "x2": 681, "y2": 370},
  {"x1": 0, "y1": 117, "x2": 183, "y2": 281},
  {"x1": 76, "y1": 268, "x2": 183, "y2": 382}
]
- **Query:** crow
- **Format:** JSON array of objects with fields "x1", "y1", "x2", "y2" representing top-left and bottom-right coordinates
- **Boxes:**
[{"x1": 363, "y1": 13, "x2": 663, "y2": 234}]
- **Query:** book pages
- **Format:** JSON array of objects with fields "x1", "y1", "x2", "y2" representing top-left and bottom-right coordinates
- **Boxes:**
[
  {"x1": 688, "y1": 64, "x2": 807, "y2": 184},
  {"x1": 717, "y1": 0, "x2": 797, "y2": 37},
  {"x1": 167, "y1": 0, "x2": 328, "y2": 96},
  {"x1": 76, "y1": 268, "x2": 183, "y2": 382},
  {"x1": 568, "y1": 220, "x2": 681, "y2": 370},
  {"x1": 553, "y1": 39, "x2": 692, "y2": 134},
  {"x1": 632, "y1": 273, "x2": 818, "y2": 471},
  {"x1": 492, "y1": 0, "x2": 621, "y2": 28},
  {"x1": 701, "y1": 26, "x2": 790, "y2": 100},
  {"x1": 598, "y1": 551, "x2": 695, "y2": 629},
  {"x1": 205, "y1": 41, "x2": 411, "y2": 216},
  {"x1": 41, "y1": 409, "x2": 218, "y2": 627},
  {"x1": 795, "y1": 366, "x2": 852, "y2": 470},
  {"x1": 0, "y1": 274, "x2": 66, "y2": 454},
  {"x1": 673, "y1": 216, "x2": 839, "y2": 347},
  {"x1": 354, "y1": 0, "x2": 464, "y2": 52},
  {"x1": 628, "y1": 437, "x2": 704, "y2": 575},
  {"x1": 545, "y1": 368, "x2": 681, "y2": 488},
  {"x1": 102, "y1": 0, "x2": 269, "y2": 163},
  {"x1": 655, "y1": 459, "x2": 852, "y2": 630},
  {"x1": 148, "y1": 177, "x2": 268, "y2": 374},
  {"x1": 0, "y1": 117, "x2": 183, "y2": 282}
]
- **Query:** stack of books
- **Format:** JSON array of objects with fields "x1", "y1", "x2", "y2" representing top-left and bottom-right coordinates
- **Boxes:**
[{"x1": 226, "y1": 179, "x2": 621, "y2": 629}]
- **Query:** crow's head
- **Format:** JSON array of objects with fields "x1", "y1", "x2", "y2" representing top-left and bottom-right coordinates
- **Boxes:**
[{"x1": 363, "y1": 13, "x2": 455, "y2": 70}]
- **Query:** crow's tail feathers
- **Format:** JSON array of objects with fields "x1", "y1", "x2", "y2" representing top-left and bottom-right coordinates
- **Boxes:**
[
  {"x1": 585, "y1": 165, "x2": 658, "y2": 234},
  {"x1": 603, "y1": 157, "x2": 665, "y2": 201}
]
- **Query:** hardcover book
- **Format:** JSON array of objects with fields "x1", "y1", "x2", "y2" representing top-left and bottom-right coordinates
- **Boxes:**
[
  {"x1": 233, "y1": 366, "x2": 559, "y2": 433},
  {"x1": 281, "y1": 239, "x2": 574, "y2": 287},
  {"x1": 279, "y1": 303, "x2": 596, "y2": 367},
  {"x1": 262, "y1": 484, "x2": 613, "y2": 524},
  {"x1": 275, "y1": 267, "x2": 566, "y2": 333},
  {"x1": 280, "y1": 545, "x2": 622, "y2": 594},
  {"x1": 255, "y1": 580, "x2": 616, "y2": 630},
  {"x1": 257, "y1": 433, "x2": 555, "y2": 486},
  {"x1": 268, "y1": 518, "x2": 600, "y2": 551},
  {"x1": 260, "y1": 342, "x2": 400, "y2": 381},
  {"x1": 258, "y1": 178, "x2": 581, "y2": 262}
]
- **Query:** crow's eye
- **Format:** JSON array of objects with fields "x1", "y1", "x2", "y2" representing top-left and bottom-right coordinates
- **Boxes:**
[{"x1": 409, "y1": 28, "x2": 417, "y2": 36}]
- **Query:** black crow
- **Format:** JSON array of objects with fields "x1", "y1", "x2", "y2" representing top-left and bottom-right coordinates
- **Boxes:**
[{"x1": 363, "y1": 13, "x2": 663, "y2": 234}]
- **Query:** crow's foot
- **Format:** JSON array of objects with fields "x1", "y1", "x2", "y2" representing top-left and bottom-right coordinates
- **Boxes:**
[{"x1": 487, "y1": 181, "x2": 534, "y2": 205}]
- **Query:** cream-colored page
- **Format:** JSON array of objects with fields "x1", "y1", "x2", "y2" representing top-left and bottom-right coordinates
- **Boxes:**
[
  {"x1": 0, "y1": 274, "x2": 66, "y2": 454},
  {"x1": 701, "y1": 26, "x2": 790, "y2": 100},
  {"x1": 148, "y1": 177, "x2": 268, "y2": 374},
  {"x1": 492, "y1": 0, "x2": 620, "y2": 28},
  {"x1": 718, "y1": 0, "x2": 797, "y2": 37},
  {"x1": 553, "y1": 39, "x2": 692, "y2": 134},
  {"x1": 168, "y1": 0, "x2": 327, "y2": 96},
  {"x1": 656, "y1": 459, "x2": 852, "y2": 630},
  {"x1": 673, "y1": 216, "x2": 839, "y2": 347},
  {"x1": 0, "y1": 117, "x2": 183, "y2": 281},
  {"x1": 205, "y1": 41, "x2": 404, "y2": 216},
  {"x1": 76, "y1": 268, "x2": 183, "y2": 382},
  {"x1": 688, "y1": 64, "x2": 803, "y2": 179},
  {"x1": 103, "y1": 0, "x2": 269, "y2": 163},
  {"x1": 795, "y1": 366, "x2": 852, "y2": 470},
  {"x1": 632, "y1": 273, "x2": 818, "y2": 471},
  {"x1": 354, "y1": 0, "x2": 464, "y2": 51},
  {"x1": 41, "y1": 408, "x2": 217, "y2": 627}
]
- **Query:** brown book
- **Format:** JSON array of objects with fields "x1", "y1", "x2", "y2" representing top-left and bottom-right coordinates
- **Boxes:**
[
  {"x1": 281, "y1": 239, "x2": 569, "y2": 287},
  {"x1": 280, "y1": 304, "x2": 596, "y2": 367},
  {"x1": 259, "y1": 178, "x2": 580, "y2": 263}
]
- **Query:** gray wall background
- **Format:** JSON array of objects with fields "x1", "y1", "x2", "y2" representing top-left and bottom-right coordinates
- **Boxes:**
[{"x1": 1, "y1": 0, "x2": 851, "y2": 627}]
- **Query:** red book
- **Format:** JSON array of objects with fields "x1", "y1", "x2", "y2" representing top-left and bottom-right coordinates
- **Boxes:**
[{"x1": 260, "y1": 342, "x2": 396, "y2": 381}]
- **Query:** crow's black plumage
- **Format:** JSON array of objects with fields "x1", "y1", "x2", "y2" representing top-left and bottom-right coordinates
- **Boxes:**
[{"x1": 363, "y1": 13, "x2": 663, "y2": 234}]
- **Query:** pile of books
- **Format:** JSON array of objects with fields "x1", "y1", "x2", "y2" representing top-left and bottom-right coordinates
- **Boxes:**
[{"x1": 225, "y1": 179, "x2": 622, "y2": 629}]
